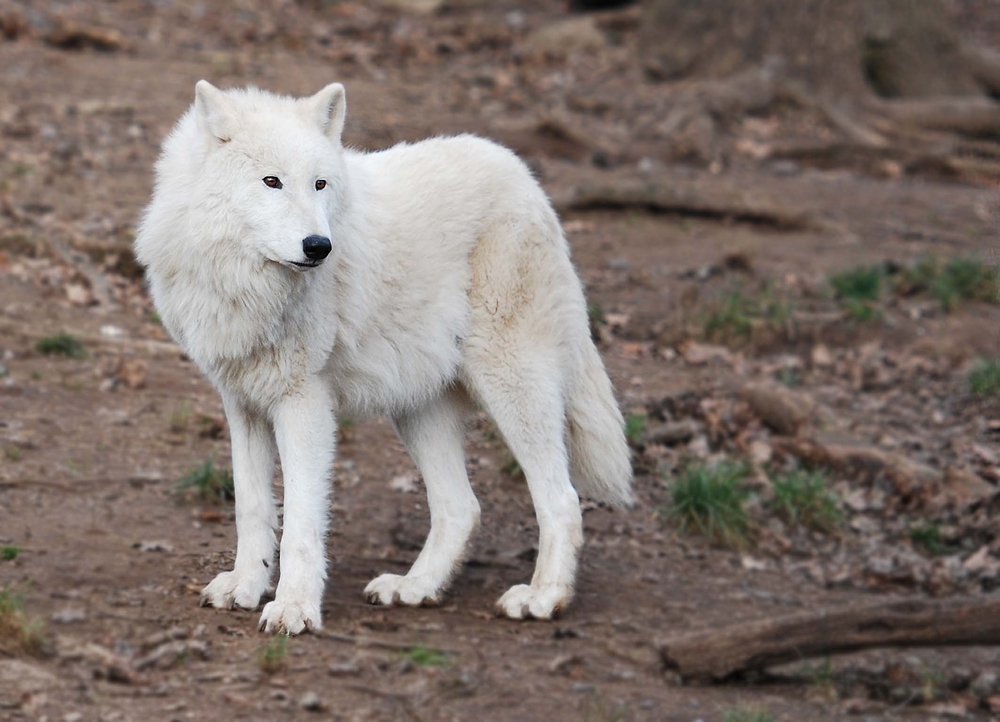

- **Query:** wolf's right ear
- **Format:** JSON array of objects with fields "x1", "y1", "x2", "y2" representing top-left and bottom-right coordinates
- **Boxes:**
[
  {"x1": 194, "y1": 80, "x2": 233, "y2": 143},
  {"x1": 309, "y1": 83, "x2": 346, "y2": 143}
]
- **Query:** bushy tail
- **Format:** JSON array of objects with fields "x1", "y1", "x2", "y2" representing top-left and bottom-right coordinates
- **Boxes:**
[{"x1": 566, "y1": 339, "x2": 633, "y2": 507}]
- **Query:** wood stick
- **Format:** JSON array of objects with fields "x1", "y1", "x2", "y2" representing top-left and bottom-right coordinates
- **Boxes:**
[{"x1": 659, "y1": 597, "x2": 1000, "y2": 682}]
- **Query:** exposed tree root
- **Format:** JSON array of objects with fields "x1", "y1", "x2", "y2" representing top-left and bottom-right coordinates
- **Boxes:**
[
  {"x1": 660, "y1": 596, "x2": 1000, "y2": 682},
  {"x1": 551, "y1": 171, "x2": 817, "y2": 230}
]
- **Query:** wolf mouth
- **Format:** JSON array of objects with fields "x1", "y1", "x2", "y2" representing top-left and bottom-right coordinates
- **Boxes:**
[{"x1": 290, "y1": 261, "x2": 321, "y2": 269}]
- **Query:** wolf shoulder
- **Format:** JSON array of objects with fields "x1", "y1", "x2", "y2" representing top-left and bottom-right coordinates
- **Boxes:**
[{"x1": 347, "y1": 134, "x2": 548, "y2": 213}]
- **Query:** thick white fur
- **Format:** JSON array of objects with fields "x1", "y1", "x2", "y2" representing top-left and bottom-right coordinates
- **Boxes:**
[{"x1": 136, "y1": 82, "x2": 632, "y2": 634}]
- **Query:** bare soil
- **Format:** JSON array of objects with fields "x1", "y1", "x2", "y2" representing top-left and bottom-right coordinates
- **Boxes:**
[{"x1": 1, "y1": 1, "x2": 999, "y2": 720}]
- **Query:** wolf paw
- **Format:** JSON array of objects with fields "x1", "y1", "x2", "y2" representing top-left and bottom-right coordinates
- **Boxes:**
[
  {"x1": 494, "y1": 584, "x2": 570, "y2": 620},
  {"x1": 258, "y1": 597, "x2": 321, "y2": 635},
  {"x1": 200, "y1": 570, "x2": 269, "y2": 610},
  {"x1": 364, "y1": 574, "x2": 442, "y2": 606}
]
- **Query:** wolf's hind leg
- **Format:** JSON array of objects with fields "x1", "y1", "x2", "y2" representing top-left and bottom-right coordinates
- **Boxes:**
[
  {"x1": 201, "y1": 397, "x2": 278, "y2": 611},
  {"x1": 465, "y1": 357, "x2": 583, "y2": 620},
  {"x1": 365, "y1": 391, "x2": 480, "y2": 606}
]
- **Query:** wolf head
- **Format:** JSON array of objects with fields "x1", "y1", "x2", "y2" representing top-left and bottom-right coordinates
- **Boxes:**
[{"x1": 138, "y1": 82, "x2": 349, "y2": 276}]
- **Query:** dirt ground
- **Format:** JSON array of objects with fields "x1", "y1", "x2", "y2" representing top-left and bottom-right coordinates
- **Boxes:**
[{"x1": 2, "y1": 1, "x2": 1000, "y2": 721}]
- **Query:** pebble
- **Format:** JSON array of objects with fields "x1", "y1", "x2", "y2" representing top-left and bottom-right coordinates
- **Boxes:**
[
  {"x1": 51, "y1": 608, "x2": 87, "y2": 624},
  {"x1": 300, "y1": 692, "x2": 324, "y2": 712}
]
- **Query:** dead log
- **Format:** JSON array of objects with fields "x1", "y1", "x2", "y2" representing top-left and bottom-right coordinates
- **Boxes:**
[{"x1": 660, "y1": 596, "x2": 1000, "y2": 682}]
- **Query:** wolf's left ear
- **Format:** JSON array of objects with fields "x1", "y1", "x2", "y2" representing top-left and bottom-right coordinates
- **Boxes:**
[{"x1": 310, "y1": 83, "x2": 346, "y2": 142}]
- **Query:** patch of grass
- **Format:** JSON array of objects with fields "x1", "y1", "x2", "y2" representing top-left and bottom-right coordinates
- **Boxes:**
[
  {"x1": 582, "y1": 694, "x2": 627, "y2": 722},
  {"x1": 830, "y1": 264, "x2": 883, "y2": 302},
  {"x1": 146, "y1": 311, "x2": 161, "y2": 324},
  {"x1": 177, "y1": 459, "x2": 235, "y2": 503},
  {"x1": 1, "y1": 545, "x2": 21, "y2": 561},
  {"x1": 934, "y1": 257, "x2": 1000, "y2": 310},
  {"x1": 169, "y1": 402, "x2": 193, "y2": 433},
  {"x1": 895, "y1": 256, "x2": 999, "y2": 311},
  {"x1": 908, "y1": 522, "x2": 956, "y2": 557},
  {"x1": 500, "y1": 456, "x2": 523, "y2": 479},
  {"x1": 702, "y1": 287, "x2": 793, "y2": 343},
  {"x1": 969, "y1": 358, "x2": 1000, "y2": 400},
  {"x1": 624, "y1": 413, "x2": 646, "y2": 446},
  {"x1": 843, "y1": 298, "x2": 881, "y2": 323},
  {"x1": 400, "y1": 643, "x2": 450, "y2": 668},
  {"x1": 257, "y1": 634, "x2": 289, "y2": 674},
  {"x1": 35, "y1": 333, "x2": 84, "y2": 358},
  {"x1": 894, "y1": 256, "x2": 940, "y2": 296},
  {"x1": 663, "y1": 462, "x2": 753, "y2": 549},
  {"x1": 0, "y1": 587, "x2": 45, "y2": 657},
  {"x1": 724, "y1": 708, "x2": 776, "y2": 722},
  {"x1": 777, "y1": 366, "x2": 802, "y2": 388},
  {"x1": 771, "y1": 469, "x2": 841, "y2": 533},
  {"x1": 5, "y1": 446, "x2": 22, "y2": 462},
  {"x1": 587, "y1": 301, "x2": 605, "y2": 339},
  {"x1": 704, "y1": 291, "x2": 753, "y2": 339}
]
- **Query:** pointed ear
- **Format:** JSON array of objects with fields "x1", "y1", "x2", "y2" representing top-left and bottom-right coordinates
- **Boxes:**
[
  {"x1": 309, "y1": 83, "x2": 346, "y2": 142},
  {"x1": 194, "y1": 80, "x2": 233, "y2": 142}
]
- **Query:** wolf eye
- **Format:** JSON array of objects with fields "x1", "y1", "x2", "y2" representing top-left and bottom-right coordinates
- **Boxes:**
[
  {"x1": 315, "y1": 180, "x2": 327, "y2": 191},
  {"x1": 262, "y1": 176, "x2": 282, "y2": 189}
]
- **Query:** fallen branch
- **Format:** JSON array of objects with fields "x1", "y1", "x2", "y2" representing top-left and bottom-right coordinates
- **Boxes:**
[{"x1": 660, "y1": 596, "x2": 1000, "y2": 682}]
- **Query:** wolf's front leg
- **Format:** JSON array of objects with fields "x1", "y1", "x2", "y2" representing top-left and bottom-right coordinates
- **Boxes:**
[
  {"x1": 258, "y1": 379, "x2": 335, "y2": 634},
  {"x1": 201, "y1": 396, "x2": 277, "y2": 610}
]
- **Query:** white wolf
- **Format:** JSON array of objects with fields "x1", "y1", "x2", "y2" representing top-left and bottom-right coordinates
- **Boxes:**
[{"x1": 135, "y1": 81, "x2": 632, "y2": 634}]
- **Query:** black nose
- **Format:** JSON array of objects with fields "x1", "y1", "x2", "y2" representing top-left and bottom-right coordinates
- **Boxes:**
[{"x1": 302, "y1": 235, "x2": 332, "y2": 261}]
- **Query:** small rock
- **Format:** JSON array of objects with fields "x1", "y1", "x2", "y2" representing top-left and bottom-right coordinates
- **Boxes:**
[
  {"x1": 300, "y1": 692, "x2": 324, "y2": 712},
  {"x1": 51, "y1": 608, "x2": 87, "y2": 624},
  {"x1": 117, "y1": 358, "x2": 147, "y2": 389},
  {"x1": 742, "y1": 381, "x2": 816, "y2": 435},
  {"x1": 328, "y1": 660, "x2": 361, "y2": 677},
  {"x1": 748, "y1": 439, "x2": 772, "y2": 466},
  {"x1": 389, "y1": 474, "x2": 418, "y2": 493},
  {"x1": 645, "y1": 419, "x2": 700, "y2": 445},
  {"x1": 971, "y1": 670, "x2": 999, "y2": 699},
  {"x1": 65, "y1": 283, "x2": 94, "y2": 306},
  {"x1": 518, "y1": 16, "x2": 606, "y2": 58},
  {"x1": 135, "y1": 540, "x2": 173, "y2": 553},
  {"x1": 677, "y1": 340, "x2": 732, "y2": 366}
]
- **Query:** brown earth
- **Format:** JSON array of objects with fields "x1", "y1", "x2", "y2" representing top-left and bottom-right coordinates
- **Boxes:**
[{"x1": 2, "y1": 1, "x2": 1000, "y2": 721}]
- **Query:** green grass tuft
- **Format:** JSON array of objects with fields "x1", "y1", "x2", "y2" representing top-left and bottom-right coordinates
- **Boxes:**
[
  {"x1": 257, "y1": 634, "x2": 289, "y2": 674},
  {"x1": 908, "y1": 521, "x2": 956, "y2": 556},
  {"x1": 771, "y1": 470, "x2": 841, "y2": 533},
  {"x1": 702, "y1": 288, "x2": 793, "y2": 343},
  {"x1": 35, "y1": 333, "x2": 85, "y2": 358},
  {"x1": 400, "y1": 643, "x2": 450, "y2": 668},
  {"x1": 624, "y1": 413, "x2": 646, "y2": 446},
  {"x1": 829, "y1": 265, "x2": 883, "y2": 302},
  {"x1": 168, "y1": 402, "x2": 193, "y2": 433},
  {"x1": 1, "y1": 545, "x2": 21, "y2": 561},
  {"x1": 663, "y1": 462, "x2": 752, "y2": 549},
  {"x1": 5, "y1": 446, "x2": 22, "y2": 462},
  {"x1": 0, "y1": 587, "x2": 45, "y2": 656},
  {"x1": 933, "y1": 257, "x2": 999, "y2": 311},
  {"x1": 724, "y1": 708, "x2": 776, "y2": 722},
  {"x1": 177, "y1": 459, "x2": 235, "y2": 503},
  {"x1": 970, "y1": 358, "x2": 1000, "y2": 400}
]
